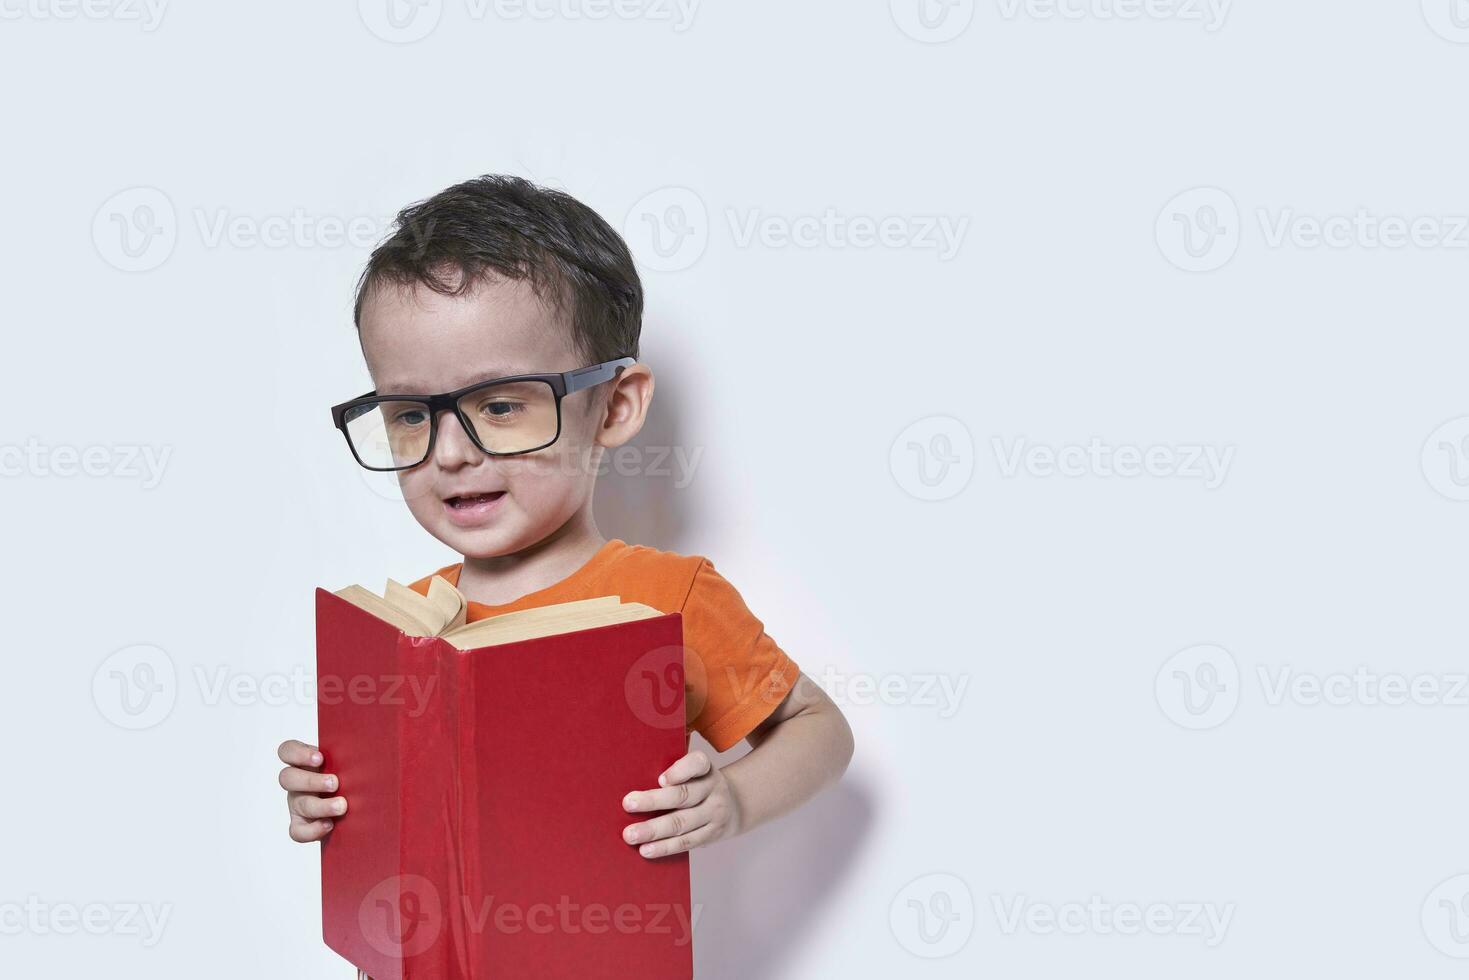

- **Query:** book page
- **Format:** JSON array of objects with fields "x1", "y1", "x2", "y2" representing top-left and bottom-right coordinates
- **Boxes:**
[
  {"x1": 333, "y1": 579, "x2": 657, "y2": 649},
  {"x1": 425, "y1": 575, "x2": 468, "y2": 633},
  {"x1": 383, "y1": 578, "x2": 450, "y2": 635},
  {"x1": 440, "y1": 594, "x2": 624, "y2": 636},
  {"x1": 331, "y1": 584, "x2": 436, "y2": 636},
  {"x1": 441, "y1": 601, "x2": 664, "y2": 650}
]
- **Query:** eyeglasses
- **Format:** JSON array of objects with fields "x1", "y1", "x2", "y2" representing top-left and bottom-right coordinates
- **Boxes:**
[{"x1": 330, "y1": 357, "x2": 635, "y2": 472}]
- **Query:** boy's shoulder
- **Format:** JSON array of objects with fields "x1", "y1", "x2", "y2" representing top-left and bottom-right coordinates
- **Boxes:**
[
  {"x1": 601, "y1": 537, "x2": 706, "y2": 570},
  {"x1": 584, "y1": 539, "x2": 710, "y2": 609}
]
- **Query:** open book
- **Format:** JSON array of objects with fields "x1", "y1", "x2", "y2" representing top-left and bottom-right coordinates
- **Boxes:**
[
  {"x1": 333, "y1": 574, "x2": 666, "y2": 650},
  {"x1": 316, "y1": 575, "x2": 694, "y2": 980}
]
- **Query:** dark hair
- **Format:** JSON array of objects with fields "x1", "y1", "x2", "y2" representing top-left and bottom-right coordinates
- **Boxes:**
[{"x1": 353, "y1": 174, "x2": 642, "y2": 364}]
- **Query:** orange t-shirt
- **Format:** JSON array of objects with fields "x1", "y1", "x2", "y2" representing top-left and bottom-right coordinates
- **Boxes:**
[{"x1": 406, "y1": 538, "x2": 799, "y2": 753}]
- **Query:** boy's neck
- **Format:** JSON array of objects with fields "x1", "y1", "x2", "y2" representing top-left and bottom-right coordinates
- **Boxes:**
[{"x1": 456, "y1": 515, "x2": 605, "y2": 607}]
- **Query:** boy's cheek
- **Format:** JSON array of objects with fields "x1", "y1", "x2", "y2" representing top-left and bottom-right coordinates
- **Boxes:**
[
  {"x1": 402, "y1": 488, "x2": 443, "y2": 525},
  {"x1": 395, "y1": 470, "x2": 442, "y2": 504}
]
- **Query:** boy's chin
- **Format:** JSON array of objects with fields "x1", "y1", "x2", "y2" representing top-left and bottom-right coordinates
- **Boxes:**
[
  {"x1": 431, "y1": 522, "x2": 521, "y2": 559},
  {"x1": 427, "y1": 513, "x2": 557, "y2": 562}
]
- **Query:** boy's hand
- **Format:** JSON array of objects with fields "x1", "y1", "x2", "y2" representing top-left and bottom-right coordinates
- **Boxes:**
[
  {"x1": 277, "y1": 739, "x2": 347, "y2": 843},
  {"x1": 621, "y1": 750, "x2": 742, "y2": 859}
]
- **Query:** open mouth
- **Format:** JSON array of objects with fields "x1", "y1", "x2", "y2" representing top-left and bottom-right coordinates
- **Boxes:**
[{"x1": 445, "y1": 491, "x2": 506, "y2": 510}]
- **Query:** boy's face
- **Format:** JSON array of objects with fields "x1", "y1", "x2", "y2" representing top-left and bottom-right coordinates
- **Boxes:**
[{"x1": 357, "y1": 273, "x2": 615, "y2": 560}]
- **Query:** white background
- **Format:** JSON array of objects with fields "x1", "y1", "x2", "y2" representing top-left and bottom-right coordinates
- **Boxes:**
[{"x1": 3, "y1": 1, "x2": 1469, "y2": 976}]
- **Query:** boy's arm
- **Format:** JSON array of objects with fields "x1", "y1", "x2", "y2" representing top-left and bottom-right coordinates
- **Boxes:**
[
  {"x1": 621, "y1": 672, "x2": 853, "y2": 857},
  {"x1": 722, "y1": 673, "x2": 853, "y2": 830}
]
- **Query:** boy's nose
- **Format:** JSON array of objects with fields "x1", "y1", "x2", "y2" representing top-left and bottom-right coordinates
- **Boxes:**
[{"x1": 431, "y1": 409, "x2": 486, "y2": 468}]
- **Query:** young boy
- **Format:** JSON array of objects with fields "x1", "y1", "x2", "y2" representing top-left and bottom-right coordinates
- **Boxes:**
[{"x1": 276, "y1": 176, "x2": 853, "y2": 874}]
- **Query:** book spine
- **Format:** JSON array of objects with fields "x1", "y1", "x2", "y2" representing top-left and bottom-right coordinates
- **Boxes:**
[
  {"x1": 396, "y1": 635, "x2": 476, "y2": 980},
  {"x1": 393, "y1": 631, "x2": 455, "y2": 975},
  {"x1": 449, "y1": 645, "x2": 485, "y2": 974}
]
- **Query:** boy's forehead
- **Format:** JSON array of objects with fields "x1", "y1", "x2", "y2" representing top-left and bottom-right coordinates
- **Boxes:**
[{"x1": 359, "y1": 276, "x2": 577, "y2": 392}]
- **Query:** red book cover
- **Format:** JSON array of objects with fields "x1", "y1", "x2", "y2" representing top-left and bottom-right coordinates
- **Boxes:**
[{"x1": 314, "y1": 588, "x2": 694, "y2": 980}]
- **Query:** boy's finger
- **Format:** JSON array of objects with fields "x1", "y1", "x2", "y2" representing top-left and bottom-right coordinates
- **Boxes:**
[
  {"x1": 279, "y1": 767, "x2": 339, "y2": 794},
  {"x1": 657, "y1": 750, "x2": 711, "y2": 787},
  {"x1": 278, "y1": 740, "x2": 324, "y2": 768},
  {"x1": 288, "y1": 817, "x2": 334, "y2": 843},
  {"x1": 622, "y1": 806, "x2": 711, "y2": 848},
  {"x1": 623, "y1": 778, "x2": 711, "y2": 813},
  {"x1": 638, "y1": 824, "x2": 716, "y2": 859},
  {"x1": 290, "y1": 794, "x2": 348, "y2": 821},
  {"x1": 637, "y1": 828, "x2": 716, "y2": 858}
]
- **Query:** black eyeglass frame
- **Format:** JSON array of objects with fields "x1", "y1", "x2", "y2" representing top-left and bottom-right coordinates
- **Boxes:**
[{"x1": 330, "y1": 356, "x2": 636, "y2": 472}]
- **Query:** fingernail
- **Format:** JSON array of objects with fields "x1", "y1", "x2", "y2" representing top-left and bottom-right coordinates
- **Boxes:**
[
  {"x1": 311, "y1": 753, "x2": 323, "y2": 765},
  {"x1": 624, "y1": 796, "x2": 638, "y2": 811},
  {"x1": 322, "y1": 820, "x2": 333, "y2": 831},
  {"x1": 333, "y1": 799, "x2": 346, "y2": 815},
  {"x1": 624, "y1": 828, "x2": 638, "y2": 842},
  {"x1": 640, "y1": 844, "x2": 654, "y2": 857},
  {"x1": 324, "y1": 776, "x2": 338, "y2": 792}
]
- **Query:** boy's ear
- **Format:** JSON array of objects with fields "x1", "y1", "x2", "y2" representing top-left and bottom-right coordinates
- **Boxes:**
[{"x1": 594, "y1": 363, "x2": 654, "y2": 449}]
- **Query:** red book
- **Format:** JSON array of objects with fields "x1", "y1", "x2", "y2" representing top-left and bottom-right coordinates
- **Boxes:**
[{"x1": 314, "y1": 580, "x2": 694, "y2": 980}]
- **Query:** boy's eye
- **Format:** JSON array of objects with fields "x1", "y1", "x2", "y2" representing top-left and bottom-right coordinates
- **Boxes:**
[
  {"x1": 392, "y1": 408, "x2": 429, "y2": 427},
  {"x1": 476, "y1": 399, "x2": 525, "y2": 420}
]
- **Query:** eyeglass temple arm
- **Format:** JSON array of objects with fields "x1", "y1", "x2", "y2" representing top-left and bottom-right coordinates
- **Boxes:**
[{"x1": 563, "y1": 357, "x2": 635, "y2": 394}]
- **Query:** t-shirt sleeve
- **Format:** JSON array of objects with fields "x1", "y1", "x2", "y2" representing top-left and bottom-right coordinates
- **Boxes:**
[{"x1": 680, "y1": 558, "x2": 800, "y2": 753}]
